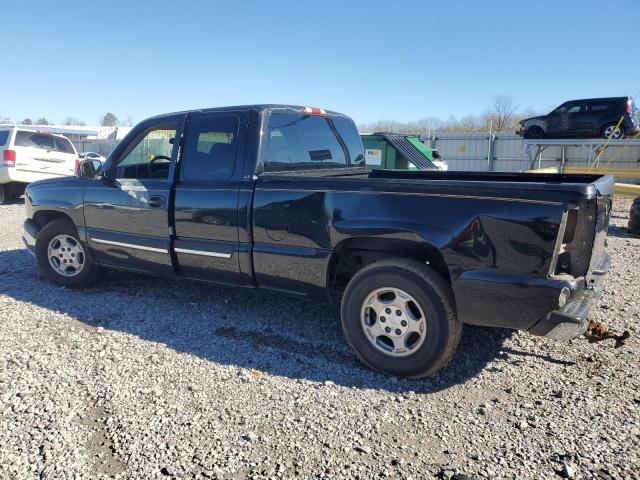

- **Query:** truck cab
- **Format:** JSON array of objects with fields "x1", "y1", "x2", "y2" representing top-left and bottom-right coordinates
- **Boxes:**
[{"x1": 56, "y1": 106, "x2": 361, "y2": 287}]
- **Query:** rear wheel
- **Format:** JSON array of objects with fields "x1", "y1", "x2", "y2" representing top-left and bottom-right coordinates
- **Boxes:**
[
  {"x1": 602, "y1": 123, "x2": 625, "y2": 139},
  {"x1": 0, "y1": 184, "x2": 7, "y2": 205},
  {"x1": 340, "y1": 258, "x2": 462, "y2": 378},
  {"x1": 524, "y1": 126, "x2": 544, "y2": 139},
  {"x1": 35, "y1": 219, "x2": 102, "y2": 288}
]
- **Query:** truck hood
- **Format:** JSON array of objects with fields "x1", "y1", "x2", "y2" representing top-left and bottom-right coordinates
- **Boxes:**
[{"x1": 521, "y1": 115, "x2": 546, "y2": 124}]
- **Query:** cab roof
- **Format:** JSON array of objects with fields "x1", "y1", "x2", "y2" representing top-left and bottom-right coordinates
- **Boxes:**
[{"x1": 146, "y1": 104, "x2": 349, "y2": 122}]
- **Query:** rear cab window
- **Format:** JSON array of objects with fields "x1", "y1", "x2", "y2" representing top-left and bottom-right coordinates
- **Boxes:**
[{"x1": 263, "y1": 112, "x2": 364, "y2": 173}]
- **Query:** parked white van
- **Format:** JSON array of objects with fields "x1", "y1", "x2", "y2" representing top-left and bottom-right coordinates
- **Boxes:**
[{"x1": 0, "y1": 127, "x2": 79, "y2": 203}]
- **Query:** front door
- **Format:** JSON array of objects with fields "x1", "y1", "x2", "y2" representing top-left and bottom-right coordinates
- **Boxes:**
[
  {"x1": 546, "y1": 102, "x2": 580, "y2": 136},
  {"x1": 83, "y1": 115, "x2": 184, "y2": 275},
  {"x1": 566, "y1": 101, "x2": 590, "y2": 135},
  {"x1": 172, "y1": 110, "x2": 248, "y2": 285}
]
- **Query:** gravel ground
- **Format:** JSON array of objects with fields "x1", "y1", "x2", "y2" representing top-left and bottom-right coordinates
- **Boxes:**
[{"x1": 0, "y1": 198, "x2": 638, "y2": 480}]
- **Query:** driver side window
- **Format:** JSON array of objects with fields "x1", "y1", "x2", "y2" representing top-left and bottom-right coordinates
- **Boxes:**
[
  {"x1": 554, "y1": 103, "x2": 580, "y2": 115},
  {"x1": 115, "y1": 124, "x2": 176, "y2": 179}
]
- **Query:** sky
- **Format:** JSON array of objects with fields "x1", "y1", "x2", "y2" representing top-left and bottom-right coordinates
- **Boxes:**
[{"x1": 2, "y1": 0, "x2": 639, "y2": 126}]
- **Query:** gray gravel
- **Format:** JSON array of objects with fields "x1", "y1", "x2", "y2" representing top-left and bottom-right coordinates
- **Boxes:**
[{"x1": 1, "y1": 198, "x2": 639, "y2": 479}]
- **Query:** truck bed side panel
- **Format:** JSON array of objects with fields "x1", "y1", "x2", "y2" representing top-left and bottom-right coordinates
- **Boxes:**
[{"x1": 252, "y1": 177, "x2": 571, "y2": 329}]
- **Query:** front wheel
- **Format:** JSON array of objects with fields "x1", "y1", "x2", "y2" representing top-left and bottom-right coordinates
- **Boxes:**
[
  {"x1": 35, "y1": 219, "x2": 102, "y2": 288},
  {"x1": 340, "y1": 258, "x2": 462, "y2": 378},
  {"x1": 602, "y1": 123, "x2": 625, "y2": 139},
  {"x1": 524, "y1": 126, "x2": 544, "y2": 139}
]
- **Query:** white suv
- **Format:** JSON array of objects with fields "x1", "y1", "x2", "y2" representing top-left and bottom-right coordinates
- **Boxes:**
[{"x1": 0, "y1": 127, "x2": 80, "y2": 204}]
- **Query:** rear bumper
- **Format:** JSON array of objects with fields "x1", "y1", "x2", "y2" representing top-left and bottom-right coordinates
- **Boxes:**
[
  {"x1": 0, "y1": 167, "x2": 67, "y2": 185},
  {"x1": 22, "y1": 218, "x2": 39, "y2": 257},
  {"x1": 0, "y1": 166, "x2": 10, "y2": 183},
  {"x1": 528, "y1": 252, "x2": 610, "y2": 340}
]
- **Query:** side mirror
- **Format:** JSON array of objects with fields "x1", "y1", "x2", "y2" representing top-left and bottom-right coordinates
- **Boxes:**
[{"x1": 77, "y1": 159, "x2": 97, "y2": 179}]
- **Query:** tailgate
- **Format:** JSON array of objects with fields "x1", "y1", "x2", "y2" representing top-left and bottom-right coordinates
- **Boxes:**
[{"x1": 585, "y1": 176, "x2": 613, "y2": 284}]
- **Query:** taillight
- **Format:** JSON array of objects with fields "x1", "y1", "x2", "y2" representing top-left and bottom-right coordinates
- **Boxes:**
[
  {"x1": 74, "y1": 158, "x2": 80, "y2": 174},
  {"x1": 302, "y1": 106, "x2": 326, "y2": 115},
  {"x1": 627, "y1": 99, "x2": 633, "y2": 114},
  {"x1": 3, "y1": 149, "x2": 16, "y2": 167}
]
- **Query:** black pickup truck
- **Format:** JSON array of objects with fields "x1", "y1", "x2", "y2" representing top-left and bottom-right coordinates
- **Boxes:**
[{"x1": 22, "y1": 105, "x2": 613, "y2": 378}]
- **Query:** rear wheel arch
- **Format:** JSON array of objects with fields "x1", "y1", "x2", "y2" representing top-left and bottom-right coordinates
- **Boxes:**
[{"x1": 326, "y1": 237, "x2": 451, "y2": 299}]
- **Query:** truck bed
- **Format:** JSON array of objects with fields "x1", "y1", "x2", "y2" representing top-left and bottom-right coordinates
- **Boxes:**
[
  {"x1": 367, "y1": 169, "x2": 614, "y2": 196},
  {"x1": 264, "y1": 168, "x2": 615, "y2": 200}
]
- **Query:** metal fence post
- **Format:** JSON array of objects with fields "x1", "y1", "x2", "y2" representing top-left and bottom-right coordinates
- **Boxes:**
[{"x1": 487, "y1": 133, "x2": 496, "y2": 171}]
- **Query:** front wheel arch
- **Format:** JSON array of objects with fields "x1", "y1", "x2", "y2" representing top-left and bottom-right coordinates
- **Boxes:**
[
  {"x1": 524, "y1": 126, "x2": 545, "y2": 139},
  {"x1": 33, "y1": 210, "x2": 77, "y2": 231}
]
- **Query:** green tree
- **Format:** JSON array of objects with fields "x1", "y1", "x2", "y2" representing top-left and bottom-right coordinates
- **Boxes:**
[
  {"x1": 100, "y1": 113, "x2": 118, "y2": 127},
  {"x1": 22, "y1": 118, "x2": 33, "y2": 125},
  {"x1": 36, "y1": 117, "x2": 49, "y2": 125}
]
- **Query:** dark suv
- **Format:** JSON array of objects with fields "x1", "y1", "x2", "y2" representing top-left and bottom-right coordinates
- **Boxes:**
[{"x1": 517, "y1": 97, "x2": 638, "y2": 140}]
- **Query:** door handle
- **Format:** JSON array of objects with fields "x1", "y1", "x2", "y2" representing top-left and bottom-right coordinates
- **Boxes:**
[{"x1": 148, "y1": 196, "x2": 165, "y2": 208}]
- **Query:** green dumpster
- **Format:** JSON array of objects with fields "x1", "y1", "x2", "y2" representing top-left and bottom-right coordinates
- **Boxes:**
[{"x1": 360, "y1": 133, "x2": 443, "y2": 170}]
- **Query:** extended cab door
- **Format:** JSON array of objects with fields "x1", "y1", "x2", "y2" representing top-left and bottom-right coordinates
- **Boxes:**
[
  {"x1": 83, "y1": 115, "x2": 184, "y2": 275},
  {"x1": 171, "y1": 110, "x2": 248, "y2": 285}
]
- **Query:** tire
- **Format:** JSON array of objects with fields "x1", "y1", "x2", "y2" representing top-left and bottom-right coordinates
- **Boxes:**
[
  {"x1": 340, "y1": 258, "x2": 462, "y2": 378},
  {"x1": 0, "y1": 184, "x2": 7, "y2": 205},
  {"x1": 629, "y1": 197, "x2": 640, "y2": 235},
  {"x1": 602, "y1": 123, "x2": 625, "y2": 139},
  {"x1": 35, "y1": 219, "x2": 101, "y2": 288},
  {"x1": 524, "y1": 126, "x2": 544, "y2": 139}
]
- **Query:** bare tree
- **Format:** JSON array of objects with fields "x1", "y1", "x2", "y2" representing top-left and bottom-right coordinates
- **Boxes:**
[
  {"x1": 35, "y1": 117, "x2": 49, "y2": 125},
  {"x1": 357, "y1": 94, "x2": 538, "y2": 135},
  {"x1": 121, "y1": 115, "x2": 135, "y2": 127},
  {"x1": 485, "y1": 94, "x2": 518, "y2": 131},
  {"x1": 22, "y1": 118, "x2": 33, "y2": 125},
  {"x1": 64, "y1": 117, "x2": 86, "y2": 126}
]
